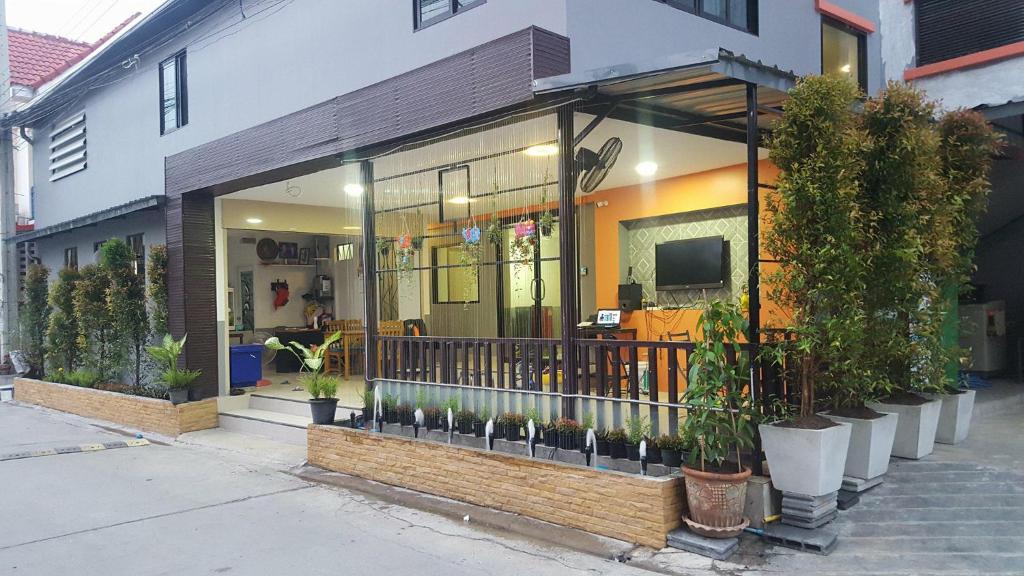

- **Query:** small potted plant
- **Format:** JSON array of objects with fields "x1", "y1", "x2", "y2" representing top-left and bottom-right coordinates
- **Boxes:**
[
  {"x1": 556, "y1": 417, "x2": 580, "y2": 450},
  {"x1": 645, "y1": 435, "x2": 662, "y2": 464},
  {"x1": 578, "y1": 413, "x2": 596, "y2": 453},
  {"x1": 606, "y1": 428, "x2": 627, "y2": 459},
  {"x1": 442, "y1": 397, "x2": 460, "y2": 432},
  {"x1": 625, "y1": 416, "x2": 650, "y2": 461},
  {"x1": 499, "y1": 412, "x2": 525, "y2": 442},
  {"x1": 681, "y1": 300, "x2": 760, "y2": 538},
  {"x1": 658, "y1": 433, "x2": 686, "y2": 468},
  {"x1": 423, "y1": 406, "x2": 443, "y2": 431},
  {"x1": 473, "y1": 407, "x2": 490, "y2": 437},
  {"x1": 456, "y1": 409, "x2": 476, "y2": 435},
  {"x1": 383, "y1": 394, "x2": 399, "y2": 424},
  {"x1": 397, "y1": 404, "x2": 414, "y2": 426},
  {"x1": 362, "y1": 390, "x2": 375, "y2": 424},
  {"x1": 146, "y1": 334, "x2": 201, "y2": 405},
  {"x1": 595, "y1": 429, "x2": 611, "y2": 456},
  {"x1": 543, "y1": 420, "x2": 558, "y2": 447},
  {"x1": 265, "y1": 331, "x2": 343, "y2": 424},
  {"x1": 525, "y1": 408, "x2": 542, "y2": 443}
]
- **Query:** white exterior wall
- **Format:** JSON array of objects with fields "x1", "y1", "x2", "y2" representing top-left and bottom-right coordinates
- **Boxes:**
[{"x1": 33, "y1": 209, "x2": 165, "y2": 279}]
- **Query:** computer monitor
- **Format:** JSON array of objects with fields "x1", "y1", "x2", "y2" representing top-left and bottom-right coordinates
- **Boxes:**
[{"x1": 596, "y1": 309, "x2": 621, "y2": 327}]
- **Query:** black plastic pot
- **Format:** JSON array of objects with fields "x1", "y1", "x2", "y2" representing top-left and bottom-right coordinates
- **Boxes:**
[
  {"x1": 661, "y1": 448, "x2": 682, "y2": 468},
  {"x1": 385, "y1": 407, "x2": 399, "y2": 424},
  {"x1": 506, "y1": 426, "x2": 522, "y2": 442},
  {"x1": 647, "y1": 444, "x2": 663, "y2": 464},
  {"x1": 399, "y1": 411, "x2": 414, "y2": 426},
  {"x1": 425, "y1": 413, "x2": 441, "y2": 430},
  {"x1": 168, "y1": 388, "x2": 189, "y2": 405},
  {"x1": 577, "y1": 431, "x2": 588, "y2": 453},
  {"x1": 596, "y1": 438, "x2": 610, "y2": 456},
  {"x1": 473, "y1": 420, "x2": 485, "y2": 437},
  {"x1": 609, "y1": 440, "x2": 626, "y2": 459},
  {"x1": 310, "y1": 398, "x2": 339, "y2": 425},
  {"x1": 625, "y1": 442, "x2": 640, "y2": 461},
  {"x1": 558, "y1": 431, "x2": 578, "y2": 451},
  {"x1": 544, "y1": 429, "x2": 558, "y2": 447},
  {"x1": 493, "y1": 423, "x2": 506, "y2": 439}
]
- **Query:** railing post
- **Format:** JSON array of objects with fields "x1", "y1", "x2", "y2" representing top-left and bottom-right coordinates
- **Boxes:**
[
  {"x1": 557, "y1": 103, "x2": 579, "y2": 419},
  {"x1": 360, "y1": 160, "x2": 378, "y2": 391},
  {"x1": 746, "y1": 83, "x2": 764, "y2": 476}
]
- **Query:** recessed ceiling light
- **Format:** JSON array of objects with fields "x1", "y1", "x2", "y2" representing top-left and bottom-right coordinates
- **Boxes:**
[
  {"x1": 524, "y1": 144, "x2": 558, "y2": 157},
  {"x1": 344, "y1": 183, "x2": 365, "y2": 197},
  {"x1": 343, "y1": 226, "x2": 361, "y2": 231},
  {"x1": 448, "y1": 196, "x2": 478, "y2": 205},
  {"x1": 840, "y1": 63, "x2": 852, "y2": 74},
  {"x1": 246, "y1": 217, "x2": 263, "y2": 224},
  {"x1": 635, "y1": 161, "x2": 658, "y2": 177}
]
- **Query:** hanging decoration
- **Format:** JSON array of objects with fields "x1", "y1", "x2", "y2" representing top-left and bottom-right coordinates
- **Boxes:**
[
  {"x1": 538, "y1": 168, "x2": 555, "y2": 237},
  {"x1": 486, "y1": 179, "x2": 503, "y2": 248},
  {"x1": 460, "y1": 216, "x2": 482, "y2": 306},
  {"x1": 510, "y1": 215, "x2": 537, "y2": 264},
  {"x1": 396, "y1": 215, "x2": 415, "y2": 281}
]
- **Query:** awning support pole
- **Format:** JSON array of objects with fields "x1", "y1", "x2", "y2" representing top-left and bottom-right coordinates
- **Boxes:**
[
  {"x1": 557, "y1": 104, "x2": 579, "y2": 420},
  {"x1": 746, "y1": 83, "x2": 764, "y2": 477},
  {"x1": 361, "y1": 160, "x2": 378, "y2": 389}
]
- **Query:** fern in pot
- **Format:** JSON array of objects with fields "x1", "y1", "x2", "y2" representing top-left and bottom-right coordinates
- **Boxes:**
[{"x1": 680, "y1": 299, "x2": 759, "y2": 539}]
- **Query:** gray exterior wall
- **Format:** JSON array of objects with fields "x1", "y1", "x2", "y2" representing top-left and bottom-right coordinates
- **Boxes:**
[
  {"x1": 27, "y1": 0, "x2": 885, "y2": 228},
  {"x1": 33, "y1": 208, "x2": 166, "y2": 278}
]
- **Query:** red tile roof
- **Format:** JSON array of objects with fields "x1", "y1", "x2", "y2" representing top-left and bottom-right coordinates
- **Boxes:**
[{"x1": 8, "y1": 14, "x2": 141, "y2": 89}]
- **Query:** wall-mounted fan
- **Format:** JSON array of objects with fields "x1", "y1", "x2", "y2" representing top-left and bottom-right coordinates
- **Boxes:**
[{"x1": 577, "y1": 137, "x2": 622, "y2": 194}]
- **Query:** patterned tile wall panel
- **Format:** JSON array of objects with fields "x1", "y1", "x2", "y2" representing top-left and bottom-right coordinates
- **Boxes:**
[{"x1": 624, "y1": 205, "x2": 748, "y2": 307}]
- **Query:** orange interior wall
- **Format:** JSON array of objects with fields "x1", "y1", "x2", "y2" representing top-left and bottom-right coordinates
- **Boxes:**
[{"x1": 584, "y1": 160, "x2": 782, "y2": 394}]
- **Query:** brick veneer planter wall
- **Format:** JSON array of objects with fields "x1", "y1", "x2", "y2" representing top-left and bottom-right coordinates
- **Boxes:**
[
  {"x1": 14, "y1": 377, "x2": 218, "y2": 437},
  {"x1": 308, "y1": 425, "x2": 685, "y2": 548}
]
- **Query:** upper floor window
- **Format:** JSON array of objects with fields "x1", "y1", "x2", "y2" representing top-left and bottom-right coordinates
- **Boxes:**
[
  {"x1": 657, "y1": 0, "x2": 758, "y2": 34},
  {"x1": 160, "y1": 51, "x2": 188, "y2": 135},
  {"x1": 414, "y1": 0, "x2": 485, "y2": 30},
  {"x1": 64, "y1": 247, "x2": 78, "y2": 271},
  {"x1": 49, "y1": 112, "x2": 87, "y2": 182},
  {"x1": 822, "y1": 19, "x2": 866, "y2": 91}
]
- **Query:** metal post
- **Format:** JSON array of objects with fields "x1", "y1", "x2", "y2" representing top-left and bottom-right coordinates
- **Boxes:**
[
  {"x1": 360, "y1": 161, "x2": 378, "y2": 389},
  {"x1": 746, "y1": 83, "x2": 764, "y2": 476},
  {"x1": 557, "y1": 104, "x2": 579, "y2": 419}
]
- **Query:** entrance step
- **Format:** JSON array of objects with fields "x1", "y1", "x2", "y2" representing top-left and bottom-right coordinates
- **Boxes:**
[
  {"x1": 218, "y1": 409, "x2": 309, "y2": 446},
  {"x1": 249, "y1": 394, "x2": 357, "y2": 421}
]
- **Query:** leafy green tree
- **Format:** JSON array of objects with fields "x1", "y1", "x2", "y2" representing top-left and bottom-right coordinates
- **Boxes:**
[
  {"x1": 101, "y1": 239, "x2": 149, "y2": 386},
  {"x1": 147, "y1": 244, "x2": 169, "y2": 336},
  {"x1": 858, "y1": 83, "x2": 942, "y2": 399},
  {"x1": 20, "y1": 264, "x2": 51, "y2": 378},
  {"x1": 74, "y1": 264, "x2": 120, "y2": 381},
  {"x1": 46, "y1": 267, "x2": 83, "y2": 374},
  {"x1": 764, "y1": 75, "x2": 869, "y2": 417}
]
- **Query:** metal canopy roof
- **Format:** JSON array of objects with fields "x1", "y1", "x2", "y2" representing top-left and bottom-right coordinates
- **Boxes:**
[
  {"x1": 13, "y1": 195, "x2": 164, "y2": 243},
  {"x1": 534, "y1": 49, "x2": 796, "y2": 143}
]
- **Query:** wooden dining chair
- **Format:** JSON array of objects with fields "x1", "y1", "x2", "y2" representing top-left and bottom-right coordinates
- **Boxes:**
[
  {"x1": 377, "y1": 320, "x2": 404, "y2": 375},
  {"x1": 322, "y1": 320, "x2": 346, "y2": 375}
]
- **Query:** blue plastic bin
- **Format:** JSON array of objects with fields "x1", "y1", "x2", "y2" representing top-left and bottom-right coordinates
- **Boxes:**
[{"x1": 230, "y1": 344, "x2": 264, "y2": 388}]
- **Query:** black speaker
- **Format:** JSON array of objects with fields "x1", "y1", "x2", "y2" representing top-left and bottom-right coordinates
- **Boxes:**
[{"x1": 618, "y1": 283, "x2": 642, "y2": 312}]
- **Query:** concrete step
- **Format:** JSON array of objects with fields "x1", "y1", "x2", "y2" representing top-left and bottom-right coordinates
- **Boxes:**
[
  {"x1": 248, "y1": 394, "x2": 359, "y2": 421},
  {"x1": 218, "y1": 409, "x2": 309, "y2": 446}
]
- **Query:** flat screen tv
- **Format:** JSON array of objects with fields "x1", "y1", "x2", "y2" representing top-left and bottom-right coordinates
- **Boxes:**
[{"x1": 655, "y1": 236, "x2": 725, "y2": 290}]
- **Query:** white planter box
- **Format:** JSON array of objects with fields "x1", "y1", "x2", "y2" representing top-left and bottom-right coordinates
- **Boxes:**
[
  {"x1": 866, "y1": 399, "x2": 941, "y2": 459},
  {"x1": 759, "y1": 421, "x2": 851, "y2": 497},
  {"x1": 924, "y1": 390, "x2": 975, "y2": 445},
  {"x1": 826, "y1": 411, "x2": 898, "y2": 480}
]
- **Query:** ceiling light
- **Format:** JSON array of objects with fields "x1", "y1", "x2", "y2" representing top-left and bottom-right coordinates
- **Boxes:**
[
  {"x1": 840, "y1": 63, "x2": 851, "y2": 74},
  {"x1": 343, "y1": 226, "x2": 361, "y2": 231},
  {"x1": 344, "y1": 183, "x2": 365, "y2": 197},
  {"x1": 524, "y1": 144, "x2": 558, "y2": 157},
  {"x1": 635, "y1": 161, "x2": 658, "y2": 177},
  {"x1": 448, "y1": 196, "x2": 478, "y2": 205},
  {"x1": 246, "y1": 217, "x2": 263, "y2": 224}
]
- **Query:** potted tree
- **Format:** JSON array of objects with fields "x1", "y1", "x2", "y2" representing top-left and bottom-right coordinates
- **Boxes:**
[
  {"x1": 146, "y1": 334, "x2": 201, "y2": 405},
  {"x1": 761, "y1": 75, "x2": 857, "y2": 499},
  {"x1": 681, "y1": 299, "x2": 761, "y2": 538},
  {"x1": 265, "y1": 331, "x2": 342, "y2": 424}
]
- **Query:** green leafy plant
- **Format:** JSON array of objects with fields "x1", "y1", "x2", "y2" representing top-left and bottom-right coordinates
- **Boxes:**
[
  {"x1": 478, "y1": 406, "x2": 491, "y2": 422},
  {"x1": 525, "y1": 407, "x2": 540, "y2": 425},
  {"x1": 146, "y1": 334, "x2": 202, "y2": 390},
  {"x1": 764, "y1": 74, "x2": 869, "y2": 418},
  {"x1": 46, "y1": 267, "x2": 83, "y2": 374},
  {"x1": 74, "y1": 264, "x2": 120, "y2": 381},
  {"x1": 383, "y1": 393, "x2": 398, "y2": 410},
  {"x1": 265, "y1": 332, "x2": 341, "y2": 400},
  {"x1": 657, "y1": 433, "x2": 688, "y2": 453},
  {"x1": 20, "y1": 264, "x2": 50, "y2": 378},
  {"x1": 362, "y1": 390, "x2": 375, "y2": 410},
  {"x1": 555, "y1": 417, "x2": 580, "y2": 434},
  {"x1": 581, "y1": 412, "x2": 595, "y2": 431},
  {"x1": 443, "y1": 396, "x2": 460, "y2": 414},
  {"x1": 102, "y1": 239, "x2": 150, "y2": 387},
  {"x1": 415, "y1": 390, "x2": 429, "y2": 409},
  {"x1": 498, "y1": 412, "x2": 525, "y2": 429},
  {"x1": 625, "y1": 416, "x2": 650, "y2": 445},
  {"x1": 66, "y1": 368, "x2": 101, "y2": 388},
  {"x1": 455, "y1": 409, "x2": 476, "y2": 431},
  {"x1": 302, "y1": 372, "x2": 339, "y2": 399},
  {"x1": 147, "y1": 244, "x2": 169, "y2": 336},
  {"x1": 682, "y1": 298, "x2": 759, "y2": 472},
  {"x1": 606, "y1": 428, "x2": 627, "y2": 443}
]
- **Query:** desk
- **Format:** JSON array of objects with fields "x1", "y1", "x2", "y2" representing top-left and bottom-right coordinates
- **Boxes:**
[{"x1": 273, "y1": 328, "x2": 324, "y2": 373}]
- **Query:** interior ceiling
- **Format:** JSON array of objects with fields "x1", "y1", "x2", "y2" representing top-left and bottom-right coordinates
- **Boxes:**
[{"x1": 225, "y1": 113, "x2": 766, "y2": 213}]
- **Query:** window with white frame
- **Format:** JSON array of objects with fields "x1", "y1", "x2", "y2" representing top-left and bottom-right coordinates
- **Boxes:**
[
  {"x1": 49, "y1": 112, "x2": 87, "y2": 182},
  {"x1": 414, "y1": 0, "x2": 485, "y2": 30}
]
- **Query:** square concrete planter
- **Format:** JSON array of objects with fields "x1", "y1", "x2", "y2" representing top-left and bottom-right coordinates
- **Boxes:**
[
  {"x1": 825, "y1": 411, "x2": 898, "y2": 480},
  {"x1": 924, "y1": 390, "x2": 975, "y2": 445},
  {"x1": 759, "y1": 421, "x2": 851, "y2": 497},
  {"x1": 866, "y1": 399, "x2": 941, "y2": 459}
]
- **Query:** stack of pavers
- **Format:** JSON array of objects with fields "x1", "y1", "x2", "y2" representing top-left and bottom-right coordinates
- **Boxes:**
[{"x1": 780, "y1": 491, "x2": 838, "y2": 529}]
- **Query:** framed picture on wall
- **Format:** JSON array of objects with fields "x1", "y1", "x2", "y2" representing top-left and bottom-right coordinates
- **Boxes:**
[
  {"x1": 279, "y1": 241, "x2": 299, "y2": 261},
  {"x1": 298, "y1": 248, "x2": 311, "y2": 265}
]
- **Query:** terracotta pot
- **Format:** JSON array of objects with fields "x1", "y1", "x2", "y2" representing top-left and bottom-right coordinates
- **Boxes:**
[{"x1": 682, "y1": 465, "x2": 751, "y2": 538}]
